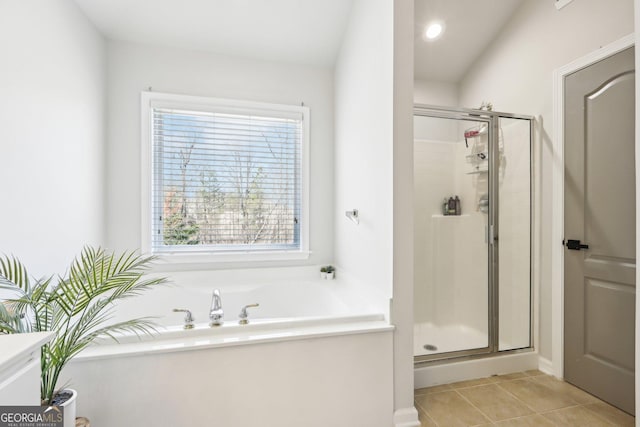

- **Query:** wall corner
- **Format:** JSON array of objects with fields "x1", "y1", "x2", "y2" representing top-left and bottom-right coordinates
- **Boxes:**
[{"x1": 392, "y1": 0, "x2": 416, "y2": 417}]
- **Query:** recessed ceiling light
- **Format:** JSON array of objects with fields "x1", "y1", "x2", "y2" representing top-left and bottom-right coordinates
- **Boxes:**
[{"x1": 425, "y1": 22, "x2": 444, "y2": 40}]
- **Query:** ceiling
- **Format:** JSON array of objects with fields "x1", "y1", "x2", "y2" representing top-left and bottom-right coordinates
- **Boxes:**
[
  {"x1": 73, "y1": 0, "x2": 354, "y2": 67},
  {"x1": 74, "y1": 0, "x2": 525, "y2": 81},
  {"x1": 414, "y1": 0, "x2": 525, "y2": 83}
]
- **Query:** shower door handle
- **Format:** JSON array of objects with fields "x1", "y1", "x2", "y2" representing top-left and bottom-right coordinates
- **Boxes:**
[
  {"x1": 565, "y1": 239, "x2": 589, "y2": 250},
  {"x1": 485, "y1": 225, "x2": 496, "y2": 245}
]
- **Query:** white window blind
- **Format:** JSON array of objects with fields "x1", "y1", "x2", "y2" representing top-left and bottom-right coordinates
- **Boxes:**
[{"x1": 150, "y1": 103, "x2": 304, "y2": 254}]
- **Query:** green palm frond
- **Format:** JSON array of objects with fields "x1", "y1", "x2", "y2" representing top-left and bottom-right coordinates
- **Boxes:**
[
  {"x1": 0, "y1": 246, "x2": 166, "y2": 404},
  {"x1": 79, "y1": 318, "x2": 158, "y2": 345},
  {"x1": 55, "y1": 247, "x2": 159, "y2": 317},
  {"x1": 0, "y1": 301, "x2": 25, "y2": 334},
  {"x1": 0, "y1": 256, "x2": 31, "y2": 294}
]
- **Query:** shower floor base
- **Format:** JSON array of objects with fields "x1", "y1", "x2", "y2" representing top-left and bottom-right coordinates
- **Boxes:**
[{"x1": 414, "y1": 322, "x2": 488, "y2": 357}]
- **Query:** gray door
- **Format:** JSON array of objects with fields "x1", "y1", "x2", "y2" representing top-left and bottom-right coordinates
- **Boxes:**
[{"x1": 564, "y1": 46, "x2": 635, "y2": 415}]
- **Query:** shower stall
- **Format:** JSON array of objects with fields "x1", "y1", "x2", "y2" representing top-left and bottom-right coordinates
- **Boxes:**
[{"x1": 413, "y1": 104, "x2": 533, "y2": 366}]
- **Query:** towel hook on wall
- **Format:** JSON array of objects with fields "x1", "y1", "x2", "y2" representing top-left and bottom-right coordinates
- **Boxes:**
[{"x1": 345, "y1": 209, "x2": 359, "y2": 225}]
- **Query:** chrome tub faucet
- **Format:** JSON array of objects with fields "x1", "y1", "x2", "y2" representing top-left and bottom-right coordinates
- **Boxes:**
[
  {"x1": 238, "y1": 303, "x2": 259, "y2": 325},
  {"x1": 209, "y1": 289, "x2": 224, "y2": 327},
  {"x1": 173, "y1": 308, "x2": 195, "y2": 330}
]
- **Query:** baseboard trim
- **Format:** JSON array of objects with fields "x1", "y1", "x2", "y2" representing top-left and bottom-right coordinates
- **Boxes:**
[
  {"x1": 393, "y1": 407, "x2": 420, "y2": 427},
  {"x1": 538, "y1": 356, "x2": 556, "y2": 377}
]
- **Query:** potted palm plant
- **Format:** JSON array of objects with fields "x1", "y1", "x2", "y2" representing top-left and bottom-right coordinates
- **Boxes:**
[{"x1": 0, "y1": 246, "x2": 166, "y2": 427}]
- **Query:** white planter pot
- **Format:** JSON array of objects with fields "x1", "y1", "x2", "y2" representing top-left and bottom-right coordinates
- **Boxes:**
[
  {"x1": 326, "y1": 271, "x2": 334, "y2": 280},
  {"x1": 320, "y1": 272, "x2": 327, "y2": 279},
  {"x1": 59, "y1": 389, "x2": 77, "y2": 427}
]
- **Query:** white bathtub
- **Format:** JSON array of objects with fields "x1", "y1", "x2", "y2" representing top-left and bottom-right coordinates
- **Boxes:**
[
  {"x1": 64, "y1": 275, "x2": 394, "y2": 427},
  {"x1": 111, "y1": 279, "x2": 370, "y2": 328}
]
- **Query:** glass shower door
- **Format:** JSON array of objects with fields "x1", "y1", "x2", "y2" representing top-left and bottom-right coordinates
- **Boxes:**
[
  {"x1": 413, "y1": 105, "x2": 534, "y2": 364},
  {"x1": 413, "y1": 113, "x2": 492, "y2": 359}
]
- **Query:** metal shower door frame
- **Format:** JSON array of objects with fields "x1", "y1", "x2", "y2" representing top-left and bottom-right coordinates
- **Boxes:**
[{"x1": 413, "y1": 104, "x2": 534, "y2": 365}]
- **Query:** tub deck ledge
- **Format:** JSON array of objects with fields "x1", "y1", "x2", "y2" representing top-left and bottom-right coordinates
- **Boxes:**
[{"x1": 73, "y1": 313, "x2": 393, "y2": 361}]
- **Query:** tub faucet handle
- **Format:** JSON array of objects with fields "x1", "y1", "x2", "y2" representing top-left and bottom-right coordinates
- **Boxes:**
[
  {"x1": 209, "y1": 289, "x2": 224, "y2": 327},
  {"x1": 239, "y1": 303, "x2": 259, "y2": 325},
  {"x1": 173, "y1": 308, "x2": 195, "y2": 330}
]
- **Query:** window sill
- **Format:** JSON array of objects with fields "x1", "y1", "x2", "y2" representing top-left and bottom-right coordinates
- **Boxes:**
[{"x1": 150, "y1": 250, "x2": 311, "y2": 265}]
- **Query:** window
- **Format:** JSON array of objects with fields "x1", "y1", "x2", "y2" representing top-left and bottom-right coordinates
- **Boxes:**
[{"x1": 141, "y1": 92, "x2": 309, "y2": 262}]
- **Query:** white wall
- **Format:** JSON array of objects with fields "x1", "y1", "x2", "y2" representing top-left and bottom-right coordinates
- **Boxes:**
[
  {"x1": 458, "y1": 0, "x2": 634, "y2": 361},
  {"x1": 414, "y1": 80, "x2": 459, "y2": 142},
  {"x1": 333, "y1": 0, "x2": 393, "y2": 304},
  {"x1": 334, "y1": 1, "x2": 416, "y2": 422},
  {"x1": 391, "y1": 0, "x2": 418, "y2": 425},
  {"x1": 0, "y1": 0, "x2": 106, "y2": 277},
  {"x1": 414, "y1": 80, "x2": 458, "y2": 107},
  {"x1": 105, "y1": 41, "x2": 334, "y2": 270}
]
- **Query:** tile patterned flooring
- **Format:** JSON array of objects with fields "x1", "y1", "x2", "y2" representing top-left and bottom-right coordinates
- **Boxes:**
[{"x1": 414, "y1": 371, "x2": 635, "y2": 426}]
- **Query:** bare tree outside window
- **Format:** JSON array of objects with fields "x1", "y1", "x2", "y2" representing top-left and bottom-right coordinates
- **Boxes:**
[{"x1": 153, "y1": 107, "x2": 301, "y2": 252}]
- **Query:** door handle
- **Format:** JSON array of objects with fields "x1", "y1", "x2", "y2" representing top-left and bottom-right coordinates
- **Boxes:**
[{"x1": 565, "y1": 239, "x2": 589, "y2": 250}]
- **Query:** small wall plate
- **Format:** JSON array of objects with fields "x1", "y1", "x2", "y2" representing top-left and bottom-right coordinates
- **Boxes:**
[{"x1": 555, "y1": 0, "x2": 574, "y2": 10}]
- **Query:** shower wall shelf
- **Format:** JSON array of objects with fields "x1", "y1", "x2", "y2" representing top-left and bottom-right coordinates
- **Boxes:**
[
  {"x1": 466, "y1": 151, "x2": 489, "y2": 174},
  {"x1": 466, "y1": 151, "x2": 488, "y2": 161},
  {"x1": 467, "y1": 169, "x2": 488, "y2": 175},
  {"x1": 463, "y1": 126, "x2": 488, "y2": 139},
  {"x1": 464, "y1": 125, "x2": 488, "y2": 148}
]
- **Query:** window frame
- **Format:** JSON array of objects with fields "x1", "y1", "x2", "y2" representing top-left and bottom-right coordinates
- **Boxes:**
[{"x1": 140, "y1": 91, "x2": 310, "y2": 264}]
